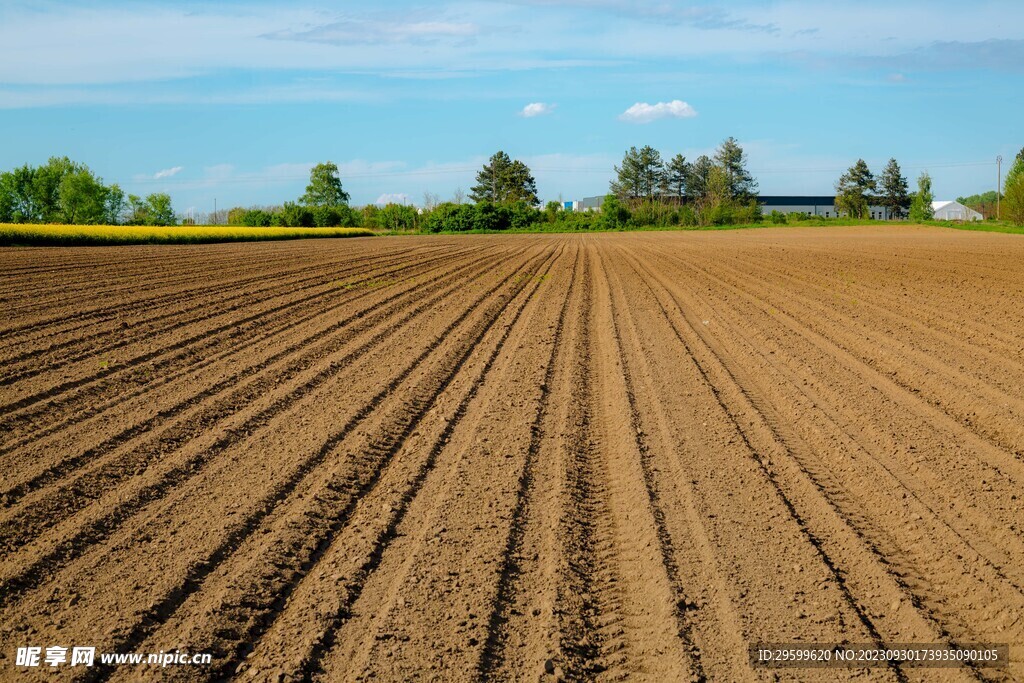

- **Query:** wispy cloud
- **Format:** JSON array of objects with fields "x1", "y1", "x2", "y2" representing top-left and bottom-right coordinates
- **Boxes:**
[
  {"x1": 619, "y1": 100, "x2": 697, "y2": 124},
  {"x1": 267, "y1": 17, "x2": 481, "y2": 46},
  {"x1": 520, "y1": 102, "x2": 555, "y2": 117},
  {"x1": 508, "y1": 0, "x2": 778, "y2": 33},
  {"x1": 781, "y1": 38, "x2": 1024, "y2": 77},
  {"x1": 153, "y1": 166, "x2": 183, "y2": 179},
  {"x1": 880, "y1": 39, "x2": 1024, "y2": 73}
]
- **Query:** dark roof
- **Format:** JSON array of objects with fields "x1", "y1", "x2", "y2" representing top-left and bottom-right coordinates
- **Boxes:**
[{"x1": 757, "y1": 196, "x2": 836, "y2": 205}]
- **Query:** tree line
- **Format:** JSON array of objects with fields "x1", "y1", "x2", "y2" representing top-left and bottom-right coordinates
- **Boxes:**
[
  {"x1": 833, "y1": 158, "x2": 936, "y2": 220},
  {"x1": 4, "y1": 146, "x2": 1023, "y2": 230},
  {"x1": 0, "y1": 157, "x2": 175, "y2": 225},
  {"x1": 958, "y1": 148, "x2": 1024, "y2": 223},
  {"x1": 605, "y1": 137, "x2": 761, "y2": 226}
]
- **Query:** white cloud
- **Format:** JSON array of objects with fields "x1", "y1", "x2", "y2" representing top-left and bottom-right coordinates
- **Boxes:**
[
  {"x1": 618, "y1": 100, "x2": 697, "y2": 123},
  {"x1": 153, "y1": 166, "x2": 183, "y2": 179},
  {"x1": 375, "y1": 193, "x2": 410, "y2": 205},
  {"x1": 520, "y1": 102, "x2": 555, "y2": 117}
]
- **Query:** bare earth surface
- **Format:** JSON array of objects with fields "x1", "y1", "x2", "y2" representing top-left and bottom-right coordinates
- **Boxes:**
[{"x1": 1, "y1": 226, "x2": 1022, "y2": 682}]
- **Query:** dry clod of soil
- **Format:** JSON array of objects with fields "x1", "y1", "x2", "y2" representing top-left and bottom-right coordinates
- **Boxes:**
[{"x1": 1, "y1": 227, "x2": 1023, "y2": 681}]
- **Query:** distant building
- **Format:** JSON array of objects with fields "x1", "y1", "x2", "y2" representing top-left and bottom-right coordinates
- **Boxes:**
[
  {"x1": 576, "y1": 196, "x2": 605, "y2": 211},
  {"x1": 931, "y1": 200, "x2": 983, "y2": 221},
  {"x1": 569, "y1": 194, "x2": 938, "y2": 220},
  {"x1": 570, "y1": 195, "x2": 892, "y2": 217},
  {"x1": 758, "y1": 196, "x2": 894, "y2": 219}
]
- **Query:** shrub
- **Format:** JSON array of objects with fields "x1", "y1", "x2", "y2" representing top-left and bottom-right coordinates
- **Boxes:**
[
  {"x1": 241, "y1": 209, "x2": 273, "y2": 227},
  {"x1": 769, "y1": 210, "x2": 786, "y2": 224},
  {"x1": 598, "y1": 194, "x2": 630, "y2": 230},
  {"x1": 278, "y1": 202, "x2": 314, "y2": 227},
  {"x1": 422, "y1": 202, "x2": 476, "y2": 232},
  {"x1": 377, "y1": 203, "x2": 418, "y2": 231}
]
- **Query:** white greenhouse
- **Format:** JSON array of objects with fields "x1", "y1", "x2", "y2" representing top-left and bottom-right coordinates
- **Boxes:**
[{"x1": 931, "y1": 200, "x2": 983, "y2": 221}]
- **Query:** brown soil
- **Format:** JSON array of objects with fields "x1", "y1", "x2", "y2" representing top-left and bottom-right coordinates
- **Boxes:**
[{"x1": 1, "y1": 226, "x2": 1022, "y2": 681}]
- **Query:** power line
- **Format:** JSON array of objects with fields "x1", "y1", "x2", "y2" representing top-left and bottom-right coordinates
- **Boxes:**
[{"x1": 118, "y1": 159, "x2": 998, "y2": 187}]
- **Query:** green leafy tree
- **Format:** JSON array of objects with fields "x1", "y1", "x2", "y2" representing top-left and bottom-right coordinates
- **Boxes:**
[
  {"x1": 664, "y1": 153, "x2": 690, "y2": 202},
  {"x1": 1003, "y1": 150, "x2": 1024, "y2": 211},
  {"x1": 0, "y1": 165, "x2": 39, "y2": 222},
  {"x1": 957, "y1": 190, "x2": 999, "y2": 219},
  {"x1": 598, "y1": 193, "x2": 631, "y2": 229},
  {"x1": 544, "y1": 200, "x2": 562, "y2": 222},
  {"x1": 1005, "y1": 147, "x2": 1024, "y2": 191},
  {"x1": 125, "y1": 194, "x2": 147, "y2": 225},
  {"x1": 695, "y1": 165, "x2": 735, "y2": 225},
  {"x1": 145, "y1": 192, "x2": 176, "y2": 226},
  {"x1": 57, "y1": 168, "x2": 109, "y2": 224},
  {"x1": 311, "y1": 204, "x2": 358, "y2": 227},
  {"x1": 105, "y1": 184, "x2": 126, "y2": 225},
  {"x1": 878, "y1": 158, "x2": 910, "y2": 219},
  {"x1": 610, "y1": 145, "x2": 665, "y2": 201},
  {"x1": 278, "y1": 202, "x2": 314, "y2": 227},
  {"x1": 226, "y1": 207, "x2": 247, "y2": 225},
  {"x1": 423, "y1": 202, "x2": 476, "y2": 233},
  {"x1": 469, "y1": 151, "x2": 539, "y2": 205},
  {"x1": 241, "y1": 209, "x2": 273, "y2": 227},
  {"x1": 300, "y1": 162, "x2": 350, "y2": 207},
  {"x1": 32, "y1": 157, "x2": 82, "y2": 222},
  {"x1": 0, "y1": 158, "x2": 125, "y2": 224},
  {"x1": 714, "y1": 137, "x2": 758, "y2": 201},
  {"x1": 1003, "y1": 154, "x2": 1024, "y2": 226},
  {"x1": 378, "y1": 204, "x2": 417, "y2": 231},
  {"x1": 686, "y1": 155, "x2": 714, "y2": 201},
  {"x1": 908, "y1": 171, "x2": 935, "y2": 222},
  {"x1": 835, "y1": 159, "x2": 876, "y2": 218}
]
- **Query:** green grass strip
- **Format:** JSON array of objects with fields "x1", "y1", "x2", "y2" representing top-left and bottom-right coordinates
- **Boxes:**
[{"x1": 0, "y1": 224, "x2": 376, "y2": 246}]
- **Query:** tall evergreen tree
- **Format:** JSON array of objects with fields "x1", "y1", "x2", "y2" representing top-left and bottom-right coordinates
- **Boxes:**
[
  {"x1": 714, "y1": 137, "x2": 758, "y2": 201},
  {"x1": 878, "y1": 158, "x2": 910, "y2": 219},
  {"x1": 664, "y1": 153, "x2": 690, "y2": 202},
  {"x1": 610, "y1": 145, "x2": 665, "y2": 200},
  {"x1": 835, "y1": 159, "x2": 876, "y2": 218},
  {"x1": 470, "y1": 151, "x2": 512, "y2": 203},
  {"x1": 469, "y1": 151, "x2": 538, "y2": 205},
  {"x1": 685, "y1": 155, "x2": 714, "y2": 201}
]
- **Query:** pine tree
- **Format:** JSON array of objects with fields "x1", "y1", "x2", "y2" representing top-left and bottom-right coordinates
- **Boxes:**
[
  {"x1": 878, "y1": 158, "x2": 910, "y2": 219},
  {"x1": 664, "y1": 153, "x2": 690, "y2": 202},
  {"x1": 610, "y1": 145, "x2": 665, "y2": 200},
  {"x1": 714, "y1": 137, "x2": 758, "y2": 201},
  {"x1": 835, "y1": 159, "x2": 876, "y2": 218},
  {"x1": 469, "y1": 151, "x2": 538, "y2": 205},
  {"x1": 686, "y1": 155, "x2": 714, "y2": 201}
]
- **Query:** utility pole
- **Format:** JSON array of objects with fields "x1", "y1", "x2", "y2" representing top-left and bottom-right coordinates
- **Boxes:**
[{"x1": 996, "y1": 156, "x2": 1002, "y2": 221}]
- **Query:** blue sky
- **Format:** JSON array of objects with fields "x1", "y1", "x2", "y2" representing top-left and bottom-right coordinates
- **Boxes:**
[{"x1": 1, "y1": 0, "x2": 1021, "y2": 215}]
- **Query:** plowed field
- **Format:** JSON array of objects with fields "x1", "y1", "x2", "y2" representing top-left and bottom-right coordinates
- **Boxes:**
[{"x1": 1, "y1": 226, "x2": 1022, "y2": 681}]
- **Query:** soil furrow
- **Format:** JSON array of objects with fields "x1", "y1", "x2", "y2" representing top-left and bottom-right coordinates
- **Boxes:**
[{"x1": 0, "y1": 244, "x2": 514, "y2": 502}]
